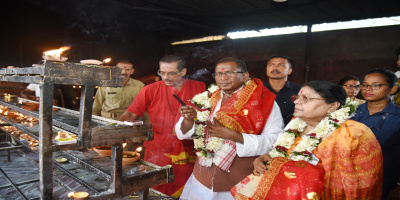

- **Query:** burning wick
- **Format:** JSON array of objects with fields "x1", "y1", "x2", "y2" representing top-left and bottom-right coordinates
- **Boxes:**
[
  {"x1": 136, "y1": 147, "x2": 142, "y2": 153},
  {"x1": 43, "y1": 46, "x2": 70, "y2": 58},
  {"x1": 122, "y1": 143, "x2": 127, "y2": 148},
  {"x1": 42, "y1": 46, "x2": 70, "y2": 61},
  {"x1": 103, "y1": 58, "x2": 111, "y2": 63},
  {"x1": 18, "y1": 100, "x2": 23, "y2": 104}
]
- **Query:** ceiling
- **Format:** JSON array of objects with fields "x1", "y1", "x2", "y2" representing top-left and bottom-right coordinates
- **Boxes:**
[{"x1": 2, "y1": 0, "x2": 400, "y2": 44}]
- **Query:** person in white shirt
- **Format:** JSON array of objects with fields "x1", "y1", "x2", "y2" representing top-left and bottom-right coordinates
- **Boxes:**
[{"x1": 21, "y1": 83, "x2": 40, "y2": 100}]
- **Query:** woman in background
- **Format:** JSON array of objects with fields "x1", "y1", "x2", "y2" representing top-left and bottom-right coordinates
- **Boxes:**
[
  {"x1": 351, "y1": 68, "x2": 400, "y2": 200},
  {"x1": 339, "y1": 75, "x2": 365, "y2": 104}
]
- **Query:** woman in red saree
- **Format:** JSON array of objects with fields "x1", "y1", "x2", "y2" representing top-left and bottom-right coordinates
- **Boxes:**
[{"x1": 231, "y1": 80, "x2": 383, "y2": 200}]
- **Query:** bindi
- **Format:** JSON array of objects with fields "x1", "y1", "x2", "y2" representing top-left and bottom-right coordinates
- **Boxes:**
[
  {"x1": 221, "y1": 67, "x2": 225, "y2": 71},
  {"x1": 299, "y1": 90, "x2": 303, "y2": 95}
]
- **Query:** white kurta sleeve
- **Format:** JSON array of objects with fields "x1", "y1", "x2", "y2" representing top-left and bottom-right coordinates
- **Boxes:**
[
  {"x1": 236, "y1": 101, "x2": 284, "y2": 157},
  {"x1": 174, "y1": 117, "x2": 196, "y2": 140}
]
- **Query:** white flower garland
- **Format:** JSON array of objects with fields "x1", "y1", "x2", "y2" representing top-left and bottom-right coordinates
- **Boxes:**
[
  {"x1": 269, "y1": 97, "x2": 359, "y2": 163},
  {"x1": 191, "y1": 84, "x2": 224, "y2": 158}
]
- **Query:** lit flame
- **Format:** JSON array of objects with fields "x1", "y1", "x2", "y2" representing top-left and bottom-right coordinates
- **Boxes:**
[
  {"x1": 136, "y1": 147, "x2": 142, "y2": 152},
  {"x1": 122, "y1": 143, "x2": 127, "y2": 148},
  {"x1": 43, "y1": 46, "x2": 70, "y2": 57},
  {"x1": 18, "y1": 100, "x2": 22, "y2": 104},
  {"x1": 4, "y1": 111, "x2": 8, "y2": 115},
  {"x1": 103, "y1": 58, "x2": 111, "y2": 63}
]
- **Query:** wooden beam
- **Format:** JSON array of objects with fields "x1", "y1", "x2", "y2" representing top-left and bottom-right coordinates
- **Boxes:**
[
  {"x1": 110, "y1": 143, "x2": 123, "y2": 195},
  {"x1": 39, "y1": 82, "x2": 54, "y2": 199},
  {"x1": 304, "y1": 24, "x2": 312, "y2": 83},
  {"x1": 78, "y1": 85, "x2": 94, "y2": 148}
]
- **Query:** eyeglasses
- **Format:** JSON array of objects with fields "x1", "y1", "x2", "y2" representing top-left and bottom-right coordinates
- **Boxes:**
[
  {"x1": 292, "y1": 94, "x2": 325, "y2": 104},
  {"x1": 157, "y1": 70, "x2": 181, "y2": 77},
  {"x1": 360, "y1": 83, "x2": 390, "y2": 90},
  {"x1": 342, "y1": 85, "x2": 360, "y2": 90},
  {"x1": 212, "y1": 71, "x2": 244, "y2": 78}
]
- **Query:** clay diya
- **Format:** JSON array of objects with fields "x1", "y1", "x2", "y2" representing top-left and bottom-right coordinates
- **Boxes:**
[
  {"x1": 21, "y1": 102, "x2": 39, "y2": 111},
  {"x1": 67, "y1": 191, "x2": 89, "y2": 200},
  {"x1": 93, "y1": 146, "x2": 112, "y2": 157},
  {"x1": 122, "y1": 151, "x2": 140, "y2": 165}
]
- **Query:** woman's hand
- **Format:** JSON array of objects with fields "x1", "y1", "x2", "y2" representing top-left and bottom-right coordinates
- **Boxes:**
[
  {"x1": 253, "y1": 154, "x2": 272, "y2": 176},
  {"x1": 179, "y1": 106, "x2": 197, "y2": 121}
]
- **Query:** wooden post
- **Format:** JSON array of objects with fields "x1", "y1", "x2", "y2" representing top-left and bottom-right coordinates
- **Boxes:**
[
  {"x1": 138, "y1": 188, "x2": 149, "y2": 200},
  {"x1": 110, "y1": 143, "x2": 123, "y2": 195},
  {"x1": 78, "y1": 85, "x2": 94, "y2": 148},
  {"x1": 304, "y1": 24, "x2": 312, "y2": 83},
  {"x1": 39, "y1": 82, "x2": 54, "y2": 199}
]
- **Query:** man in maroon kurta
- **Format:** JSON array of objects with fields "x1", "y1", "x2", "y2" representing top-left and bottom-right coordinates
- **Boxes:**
[{"x1": 119, "y1": 55, "x2": 206, "y2": 197}]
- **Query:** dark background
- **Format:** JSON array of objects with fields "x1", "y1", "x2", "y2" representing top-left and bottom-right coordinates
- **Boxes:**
[
  {"x1": 168, "y1": 25, "x2": 400, "y2": 87},
  {"x1": 1, "y1": 0, "x2": 399, "y2": 89}
]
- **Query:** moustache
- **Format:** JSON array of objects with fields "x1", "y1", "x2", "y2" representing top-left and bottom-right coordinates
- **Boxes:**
[
  {"x1": 270, "y1": 70, "x2": 280, "y2": 73},
  {"x1": 121, "y1": 74, "x2": 128, "y2": 76}
]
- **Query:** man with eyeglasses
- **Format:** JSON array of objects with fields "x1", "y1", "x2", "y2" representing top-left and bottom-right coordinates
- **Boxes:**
[
  {"x1": 264, "y1": 55, "x2": 301, "y2": 126},
  {"x1": 92, "y1": 59, "x2": 145, "y2": 119},
  {"x1": 175, "y1": 57, "x2": 283, "y2": 200},
  {"x1": 118, "y1": 55, "x2": 206, "y2": 198}
]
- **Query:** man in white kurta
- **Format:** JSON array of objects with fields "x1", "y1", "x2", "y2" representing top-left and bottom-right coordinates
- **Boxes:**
[{"x1": 175, "y1": 57, "x2": 283, "y2": 200}]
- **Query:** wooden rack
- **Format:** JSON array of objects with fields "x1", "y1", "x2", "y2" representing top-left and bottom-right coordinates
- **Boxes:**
[{"x1": 0, "y1": 61, "x2": 174, "y2": 199}]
